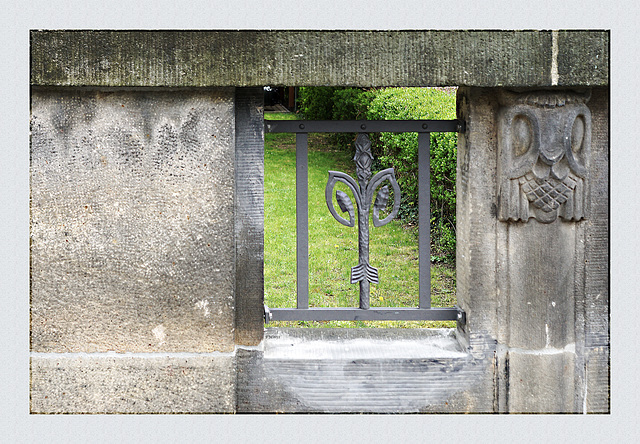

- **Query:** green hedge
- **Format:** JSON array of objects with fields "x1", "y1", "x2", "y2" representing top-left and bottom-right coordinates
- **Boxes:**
[
  {"x1": 297, "y1": 87, "x2": 457, "y2": 262},
  {"x1": 297, "y1": 87, "x2": 344, "y2": 119},
  {"x1": 367, "y1": 88, "x2": 457, "y2": 262},
  {"x1": 298, "y1": 87, "x2": 373, "y2": 149}
]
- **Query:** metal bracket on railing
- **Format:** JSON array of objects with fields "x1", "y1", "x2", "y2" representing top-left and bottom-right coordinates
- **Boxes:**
[
  {"x1": 264, "y1": 305, "x2": 272, "y2": 324},
  {"x1": 456, "y1": 119, "x2": 466, "y2": 133},
  {"x1": 456, "y1": 306, "x2": 466, "y2": 327}
]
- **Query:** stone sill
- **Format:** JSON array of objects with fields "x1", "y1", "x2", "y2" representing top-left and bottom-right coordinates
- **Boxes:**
[
  {"x1": 263, "y1": 327, "x2": 469, "y2": 360},
  {"x1": 237, "y1": 328, "x2": 481, "y2": 412}
]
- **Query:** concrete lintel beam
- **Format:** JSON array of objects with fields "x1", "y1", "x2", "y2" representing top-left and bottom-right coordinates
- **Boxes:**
[{"x1": 30, "y1": 30, "x2": 609, "y2": 88}]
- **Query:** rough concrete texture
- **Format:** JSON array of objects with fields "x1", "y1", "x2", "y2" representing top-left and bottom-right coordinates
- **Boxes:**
[
  {"x1": 580, "y1": 87, "x2": 610, "y2": 412},
  {"x1": 455, "y1": 87, "x2": 500, "y2": 355},
  {"x1": 234, "y1": 88, "x2": 265, "y2": 346},
  {"x1": 30, "y1": 88, "x2": 236, "y2": 353},
  {"x1": 505, "y1": 221, "x2": 576, "y2": 350},
  {"x1": 557, "y1": 31, "x2": 609, "y2": 87},
  {"x1": 584, "y1": 346, "x2": 610, "y2": 413},
  {"x1": 506, "y1": 349, "x2": 576, "y2": 413},
  {"x1": 456, "y1": 87, "x2": 609, "y2": 413},
  {"x1": 30, "y1": 354, "x2": 235, "y2": 413},
  {"x1": 30, "y1": 30, "x2": 608, "y2": 88},
  {"x1": 236, "y1": 328, "x2": 494, "y2": 413}
]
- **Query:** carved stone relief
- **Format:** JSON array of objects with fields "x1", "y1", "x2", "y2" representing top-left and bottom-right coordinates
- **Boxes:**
[{"x1": 497, "y1": 90, "x2": 591, "y2": 223}]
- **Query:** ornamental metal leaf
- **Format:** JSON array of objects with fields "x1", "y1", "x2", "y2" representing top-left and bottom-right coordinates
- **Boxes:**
[
  {"x1": 354, "y1": 133, "x2": 373, "y2": 187},
  {"x1": 350, "y1": 263, "x2": 380, "y2": 285},
  {"x1": 335, "y1": 190, "x2": 355, "y2": 226},
  {"x1": 372, "y1": 185, "x2": 390, "y2": 221},
  {"x1": 336, "y1": 190, "x2": 353, "y2": 213},
  {"x1": 325, "y1": 133, "x2": 401, "y2": 309}
]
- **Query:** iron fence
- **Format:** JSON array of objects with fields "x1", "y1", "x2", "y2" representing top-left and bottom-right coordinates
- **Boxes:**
[{"x1": 263, "y1": 119, "x2": 465, "y2": 324}]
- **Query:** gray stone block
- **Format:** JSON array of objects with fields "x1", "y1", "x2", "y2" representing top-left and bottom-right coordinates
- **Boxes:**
[
  {"x1": 584, "y1": 346, "x2": 610, "y2": 413},
  {"x1": 583, "y1": 88, "x2": 610, "y2": 349},
  {"x1": 557, "y1": 31, "x2": 609, "y2": 86},
  {"x1": 30, "y1": 88, "x2": 236, "y2": 353},
  {"x1": 455, "y1": 87, "x2": 501, "y2": 348},
  {"x1": 30, "y1": 31, "x2": 608, "y2": 88},
  {"x1": 506, "y1": 349, "x2": 576, "y2": 413},
  {"x1": 505, "y1": 221, "x2": 577, "y2": 350},
  {"x1": 237, "y1": 328, "x2": 494, "y2": 413},
  {"x1": 457, "y1": 87, "x2": 609, "y2": 413},
  {"x1": 234, "y1": 88, "x2": 265, "y2": 346},
  {"x1": 30, "y1": 354, "x2": 236, "y2": 413}
]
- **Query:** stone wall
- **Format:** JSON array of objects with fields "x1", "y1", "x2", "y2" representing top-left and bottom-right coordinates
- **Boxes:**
[
  {"x1": 29, "y1": 30, "x2": 609, "y2": 414},
  {"x1": 30, "y1": 87, "x2": 238, "y2": 412},
  {"x1": 456, "y1": 86, "x2": 609, "y2": 413}
]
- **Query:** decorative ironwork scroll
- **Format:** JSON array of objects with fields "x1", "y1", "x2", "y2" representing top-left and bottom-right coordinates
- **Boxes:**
[
  {"x1": 325, "y1": 133, "x2": 401, "y2": 309},
  {"x1": 497, "y1": 90, "x2": 591, "y2": 223}
]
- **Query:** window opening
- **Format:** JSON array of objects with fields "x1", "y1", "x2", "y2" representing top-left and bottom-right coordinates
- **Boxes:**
[{"x1": 263, "y1": 111, "x2": 465, "y2": 327}]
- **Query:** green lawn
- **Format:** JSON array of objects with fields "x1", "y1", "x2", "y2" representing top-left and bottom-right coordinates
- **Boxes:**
[{"x1": 264, "y1": 111, "x2": 456, "y2": 328}]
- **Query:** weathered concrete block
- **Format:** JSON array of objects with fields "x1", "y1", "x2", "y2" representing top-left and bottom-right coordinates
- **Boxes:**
[
  {"x1": 455, "y1": 87, "x2": 500, "y2": 348},
  {"x1": 30, "y1": 88, "x2": 236, "y2": 353},
  {"x1": 457, "y1": 87, "x2": 609, "y2": 413},
  {"x1": 506, "y1": 349, "x2": 576, "y2": 413},
  {"x1": 505, "y1": 221, "x2": 577, "y2": 350},
  {"x1": 30, "y1": 31, "x2": 609, "y2": 88},
  {"x1": 584, "y1": 346, "x2": 609, "y2": 413},
  {"x1": 30, "y1": 354, "x2": 235, "y2": 413},
  {"x1": 234, "y1": 88, "x2": 265, "y2": 346},
  {"x1": 236, "y1": 328, "x2": 494, "y2": 413}
]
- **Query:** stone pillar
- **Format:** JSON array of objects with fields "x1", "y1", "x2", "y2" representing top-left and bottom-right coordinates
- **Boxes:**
[
  {"x1": 234, "y1": 87, "x2": 265, "y2": 345},
  {"x1": 456, "y1": 87, "x2": 609, "y2": 413},
  {"x1": 30, "y1": 87, "x2": 239, "y2": 413}
]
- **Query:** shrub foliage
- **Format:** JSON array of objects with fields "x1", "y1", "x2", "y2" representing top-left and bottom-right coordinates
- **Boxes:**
[{"x1": 297, "y1": 87, "x2": 457, "y2": 262}]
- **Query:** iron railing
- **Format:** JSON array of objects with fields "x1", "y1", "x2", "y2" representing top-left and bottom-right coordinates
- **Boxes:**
[{"x1": 263, "y1": 119, "x2": 465, "y2": 324}]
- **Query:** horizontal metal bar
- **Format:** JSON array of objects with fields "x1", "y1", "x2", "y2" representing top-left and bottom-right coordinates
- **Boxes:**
[
  {"x1": 265, "y1": 307, "x2": 462, "y2": 322},
  {"x1": 264, "y1": 120, "x2": 461, "y2": 134}
]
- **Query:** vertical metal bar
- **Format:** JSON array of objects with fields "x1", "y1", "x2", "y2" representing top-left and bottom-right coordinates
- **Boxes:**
[
  {"x1": 296, "y1": 133, "x2": 309, "y2": 309},
  {"x1": 418, "y1": 132, "x2": 431, "y2": 308},
  {"x1": 358, "y1": 203, "x2": 370, "y2": 310}
]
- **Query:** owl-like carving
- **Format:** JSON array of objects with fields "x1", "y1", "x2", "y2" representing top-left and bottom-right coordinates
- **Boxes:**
[{"x1": 497, "y1": 90, "x2": 591, "y2": 223}]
